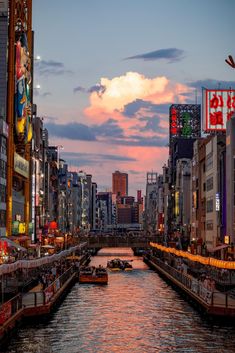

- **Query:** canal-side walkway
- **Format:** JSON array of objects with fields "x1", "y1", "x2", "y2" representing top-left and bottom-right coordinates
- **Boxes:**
[
  {"x1": 0, "y1": 251, "x2": 90, "y2": 345},
  {"x1": 145, "y1": 254, "x2": 235, "y2": 317}
]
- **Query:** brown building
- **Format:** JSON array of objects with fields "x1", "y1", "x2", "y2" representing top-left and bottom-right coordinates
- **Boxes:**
[
  {"x1": 112, "y1": 170, "x2": 128, "y2": 196},
  {"x1": 117, "y1": 204, "x2": 132, "y2": 224}
]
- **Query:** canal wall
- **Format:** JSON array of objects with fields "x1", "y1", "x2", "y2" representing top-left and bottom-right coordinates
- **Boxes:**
[{"x1": 144, "y1": 255, "x2": 235, "y2": 317}]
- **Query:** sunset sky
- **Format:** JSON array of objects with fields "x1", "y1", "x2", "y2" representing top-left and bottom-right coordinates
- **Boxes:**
[{"x1": 32, "y1": 0, "x2": 235, "y2": 196}]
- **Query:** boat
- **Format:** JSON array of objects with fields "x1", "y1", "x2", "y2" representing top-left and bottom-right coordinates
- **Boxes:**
[
  {"x1": 107, "y1": 258, "x2": 133, "y2": 271},
  {"x1": 78, "y1": 266, "x2": 108, "y2": 284}
]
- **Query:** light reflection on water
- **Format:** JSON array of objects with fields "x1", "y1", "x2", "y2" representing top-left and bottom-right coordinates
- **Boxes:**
[{"x1": 4, "y1": 248, "x2": 235, "y2": 353}]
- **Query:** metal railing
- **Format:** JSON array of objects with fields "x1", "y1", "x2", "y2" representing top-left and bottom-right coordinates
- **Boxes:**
[
  {"x1": 22, "y1": 266, "x2": 75, "y2": 308},
  {"x1": 0, "y1": 294, "x2": 22, "y2": 325},
  {"x1": 150, "y1": 256, "x2": 235, "y2": 309}
]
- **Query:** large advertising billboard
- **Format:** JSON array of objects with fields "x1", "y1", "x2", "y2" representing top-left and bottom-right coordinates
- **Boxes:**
[
  {"x1": 203, "y1": 89, "x2": 235, "y2": 132},
  {"x1": 169, "y1": 104, "x2": 201, "y2": 143}
]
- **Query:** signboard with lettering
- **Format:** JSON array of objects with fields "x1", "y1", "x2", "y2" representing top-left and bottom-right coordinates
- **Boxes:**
[
  {"x1": 203, "y1": 89, "x2": 235, "y2": 132},
  {"x1": 169, "y1": 104, "x2": 201, "y2": 143},
  {"x1": 216, "y1": 193, "x2": 220, "y2": 211},
  {"x1": 14, "y1": 152, "x2": 29, "y2": 178}
]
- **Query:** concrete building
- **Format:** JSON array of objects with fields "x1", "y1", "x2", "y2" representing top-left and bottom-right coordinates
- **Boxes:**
[
  {"x1": 0, "y1": 0, "x2": 8, "y2": 237},
  {"x1": 91, "y1": 182, "x2": 97, "y2": 230},
  {"x1": 204, "y1": 135, "x2": 226, "y2": 251},
  {"x1": 144, "y1": 172, "x2": 158, "y2": 234},
  {"x1": 112, "y1": 170, "x2": 128, "y2": 196},
  {"x1": 226, "y1": 115, "x2": 235, "y2": 245},
  {"x1": 175, "y1": 159, "x2": 191, "y2": 235}
]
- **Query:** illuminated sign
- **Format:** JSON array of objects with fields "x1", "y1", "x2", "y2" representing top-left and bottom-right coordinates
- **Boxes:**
[
  {"x1": 169, "y1": 104, "x2": 201, "y2": 143},
  {"x1": 175, "y1": 191, "x2": 179, "y2": 216},
  {"x1": 224, "y1": 235, "x2": 230, "y2": 244},
  {"x1": 203, "y1": 89, "x2": 235, "y2": 131},
  {"x1": 14, "y1": 152, "x2": 29, "y2": 178},
  {"x1": 19, "y1": 222, "x2": 26, "y2": 234},
  {"x1": 215, "y1": 193, "x2": 220, "y2": 211}
]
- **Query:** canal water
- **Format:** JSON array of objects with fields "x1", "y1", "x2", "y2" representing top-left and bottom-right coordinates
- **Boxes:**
[{"x1": 4, "y1": 248, "x2": 235, "y2": 353}]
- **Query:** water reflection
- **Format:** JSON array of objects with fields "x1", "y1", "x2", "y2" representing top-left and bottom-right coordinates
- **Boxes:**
[{"x1": 4, "y1": 248, "x2": 235, "y2": 353}]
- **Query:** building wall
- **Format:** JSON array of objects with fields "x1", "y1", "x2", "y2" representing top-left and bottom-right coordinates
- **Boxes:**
[
  {"x1": 205, "y1": 135, "x2": 225, "y2": 250},
  {"x1": 112, "y1": 171, "x2": 128, "y2": 196},
  {"x1": 226, "y1": 116, "x2": 235, "y2": 244},
  {"x1": 0, "y1": 1, "x2": 8, "y2": 236}
]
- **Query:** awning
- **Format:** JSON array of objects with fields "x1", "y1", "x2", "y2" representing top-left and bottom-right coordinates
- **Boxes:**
[
  {"x1": 207, "y1": 244, "x2": 229, "y2": 252},
  {"x1": 0, "y1": 237, "x2": 27, "y2": 251}
]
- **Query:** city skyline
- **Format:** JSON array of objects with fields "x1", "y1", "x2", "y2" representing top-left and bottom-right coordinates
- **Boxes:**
[{"x1": 32, "y1": 0, "x2": 235, "y2": 195}]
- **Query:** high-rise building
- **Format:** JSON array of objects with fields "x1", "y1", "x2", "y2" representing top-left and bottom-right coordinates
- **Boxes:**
[
  {"x1": 112, "y1": 170, "x2": 128, "y2": 197},
  {"x1": 0, "y1": 0, "x2": 8, "y2": 237},
  {"x1": 226, "y1": 115, "x2": 235, "y2": 245}
]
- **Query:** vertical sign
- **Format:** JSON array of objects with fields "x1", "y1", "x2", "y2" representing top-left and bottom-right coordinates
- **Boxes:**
[{"x1": 203, "y1": 89, "x2": 235, "y2": 131}]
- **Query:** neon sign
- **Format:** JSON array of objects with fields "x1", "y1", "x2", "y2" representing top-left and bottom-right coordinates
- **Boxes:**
[
  {"x1": 169, "y1": 104, "x2": 201, "y2": 142},
  {"x1": 203, "y1": 89, "x2": 235, "y2": 131}
]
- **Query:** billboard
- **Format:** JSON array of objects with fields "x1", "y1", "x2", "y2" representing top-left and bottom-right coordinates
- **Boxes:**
[
  {"x1": 169, "y1": 104, "x2": 201, "y2": 143},
  {"x1": 203, "y1": 89, "x2": 235, "y2": 132}
]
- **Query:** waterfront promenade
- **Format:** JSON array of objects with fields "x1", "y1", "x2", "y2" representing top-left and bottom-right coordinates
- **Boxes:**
[
  {"x1": 145, "y1": 252, "x2": 235, "y2": 317},
  {"x1": 0, "y1": 244, "x2": 89, "y2": 345}
]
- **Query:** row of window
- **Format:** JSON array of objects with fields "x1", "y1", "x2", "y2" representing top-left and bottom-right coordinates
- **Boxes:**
[
  {"x1": 206, "y1": 220, "x2": 213, "y2": 230},
  {"x1": 206, "y1": 152, "x2": 213, "y2": 172},
  {"x1": 0, "y1": 210, "x2": 6, "y2": 227},
  {"x1": 206, "y1": 175, "x2": 213, "y2": 191},
  {"x1": 206, "y1": 197, "x2": 213, "y2": 213},
  {"x1": 0, "y1": 160, "x2": 6, "y2": 179},
  {"x1": 0, "y1": 136, "x2": 7, "y2": 155},
  {"x1": 0, "y1": 184, "x2": 6, "y2": 203}
]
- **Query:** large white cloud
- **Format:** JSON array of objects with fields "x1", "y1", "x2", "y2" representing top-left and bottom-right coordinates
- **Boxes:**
[{"x1": 85, "y1": 71, "x2": 192, "y2": 122}]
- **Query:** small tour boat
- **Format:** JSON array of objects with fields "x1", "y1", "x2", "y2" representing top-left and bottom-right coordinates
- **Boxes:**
[
  {"x1": 79, "y1": 266, "x2": 108, "y2": 284},
  {"x1": 107, "y1": 258, "x2": 133, "y2": 271}
]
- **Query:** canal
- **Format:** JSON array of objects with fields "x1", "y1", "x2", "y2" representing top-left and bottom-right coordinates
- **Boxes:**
[{"x1": 4, "y1": 248, "x2": 235, "y2": 353}]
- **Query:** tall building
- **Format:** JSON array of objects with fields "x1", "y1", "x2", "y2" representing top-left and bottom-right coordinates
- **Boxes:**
[
  {"x1": 0, "y1": 0, "x2": 8, "y2": 237},
  {"x1": 6, "y1": 0, "x2": 33, "y2": 241},
  {"x1": 226, "y1": 115, "x2": 235, "y2": 245},
  {"x1": 112, "y1": 170, "x2": 128, "y2": 196},
  {"x1": 144, "y1": 172, "x2": 158, "y2": 233}
]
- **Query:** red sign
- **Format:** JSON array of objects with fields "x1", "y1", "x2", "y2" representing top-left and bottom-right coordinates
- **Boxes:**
[
  {"x1": 170, "y1": 107, "x2": 178, "y2": 135},
  {"x1": 204, "y1": 89, "x2": 235, "y2": 131}
]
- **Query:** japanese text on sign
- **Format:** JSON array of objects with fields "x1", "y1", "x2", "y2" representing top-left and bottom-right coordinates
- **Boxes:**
[{"x1": 204, "y1": 89, "x2": 235, "y2": 131}]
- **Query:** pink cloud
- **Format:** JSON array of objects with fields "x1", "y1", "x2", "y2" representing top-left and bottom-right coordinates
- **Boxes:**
[{"x1": 85, "y1": 71, "x2": 192, "y2": 123}]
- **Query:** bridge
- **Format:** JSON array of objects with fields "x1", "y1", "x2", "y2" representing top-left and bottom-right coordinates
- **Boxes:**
[{"x1": 79, "y1": 234, "x2": 161, "y2": 249}]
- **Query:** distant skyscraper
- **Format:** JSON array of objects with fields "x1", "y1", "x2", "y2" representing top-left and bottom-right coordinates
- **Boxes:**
[{"x1": 112, "y1": 170, "x2": 128, "y2": 196}]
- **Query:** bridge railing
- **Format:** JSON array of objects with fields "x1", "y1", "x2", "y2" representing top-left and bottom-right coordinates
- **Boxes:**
[{"x1": 80, "y1": 235, "x2": 160, "y2": 248}]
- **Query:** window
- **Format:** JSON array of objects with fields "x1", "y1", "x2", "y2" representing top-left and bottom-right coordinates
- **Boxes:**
[
  {"x1": 206, "y1": 197, "x2": 213, "y2": 213},
  {"x1": 206, "y1": 220, "x2": 213, "y2": 230},
  {"x1": 0, "y1": 136, "x2": 7, "y2": 155},
  {"x1": 206, "y1": 153, "x2": 213, "y2": 172},
  {"x1": 0, "y1": 160, "x2": 6, "y2": 179},
  {"x1": 206, "y1": 175, "x2": 213, "y2": 191},
  {"x1": 0, "y1": 185, "x2": 6, "y2": 203},
  {"x1": 0, "y1": 210, "x2": 6, "y2": 227}
]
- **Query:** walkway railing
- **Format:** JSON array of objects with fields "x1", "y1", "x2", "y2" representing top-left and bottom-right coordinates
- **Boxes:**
[
  {"x1": 22, "y1": 266, "x2": 75, "y2": 308},
  {"x1": 150, "y1": 256, "x2": 235, "y2": 310},
  {"x1": 0, "y1": 294, "x2": 22, "y2": 325}
]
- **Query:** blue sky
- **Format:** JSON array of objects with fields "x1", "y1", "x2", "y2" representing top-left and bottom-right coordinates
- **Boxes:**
[{"x1": 33, "y1": 0, "x2": 235, "y2": 196}]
